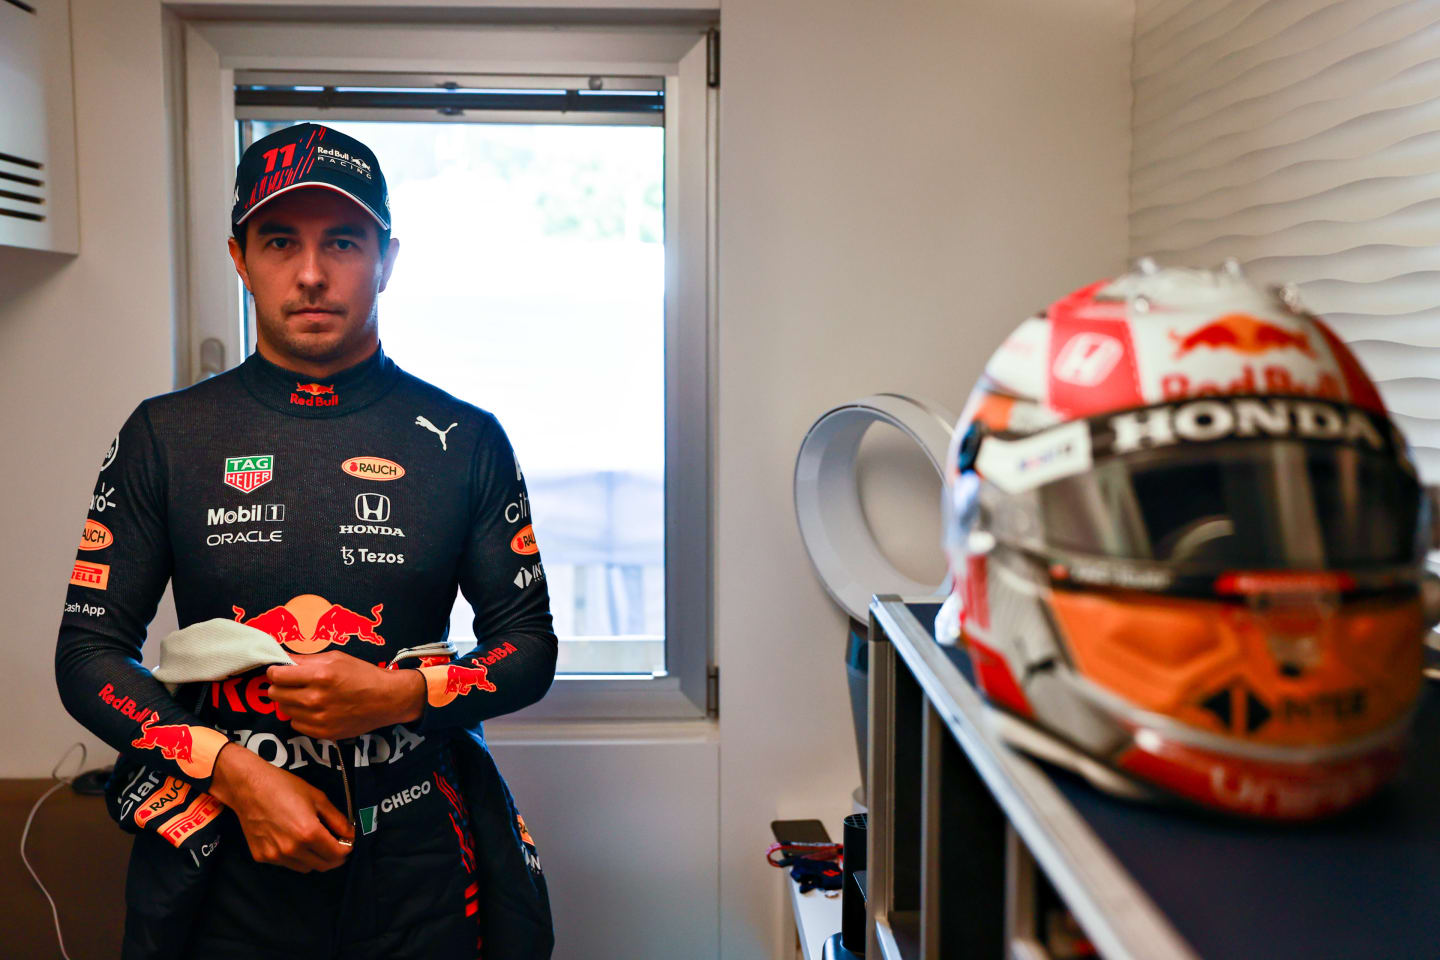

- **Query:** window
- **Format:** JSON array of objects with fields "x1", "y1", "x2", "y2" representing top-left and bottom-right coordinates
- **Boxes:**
[{"x1": 180, "y1": 23, "x2": 715, "y2": 718}]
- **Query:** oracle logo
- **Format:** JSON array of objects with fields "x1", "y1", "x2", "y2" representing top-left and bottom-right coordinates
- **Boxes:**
[
  {"x1": 79, "y1": 519, "x2": 114, "y2": 551},
  {"x1": 342, "y1": 457, "x2": 406, "y2": 482}
]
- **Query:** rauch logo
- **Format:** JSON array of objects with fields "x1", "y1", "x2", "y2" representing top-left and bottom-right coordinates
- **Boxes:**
[
  {"x1": 78, "y1": 519, "x2": 113, "y2": 551},
  {"x1": 342, "y1": 456, "x2": 405, "y2": 482}
]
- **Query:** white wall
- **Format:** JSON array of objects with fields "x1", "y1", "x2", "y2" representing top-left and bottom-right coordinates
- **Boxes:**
[
  {"x1": 1, "y1": 1, "x2": 1132, "y2": 958},
  {"x1": 0, "y1": 0, "x2": 180, "y2": 771},
  {"x1": 715, "y1": 0, "x2": 1132, "y2": 954},
  {"x1": 1129, "y1": 0, "x2": 1440, "y2": 481}
]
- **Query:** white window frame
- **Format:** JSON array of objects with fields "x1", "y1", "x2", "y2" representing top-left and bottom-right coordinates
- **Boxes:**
[{"x1": 166, "y1": 15, "x2": 716, "y2": 721}]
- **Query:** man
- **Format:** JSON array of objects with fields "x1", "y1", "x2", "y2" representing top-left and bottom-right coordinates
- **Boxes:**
[{"x1": 54, "y1": 123, "x2": 557, "y2": 959}]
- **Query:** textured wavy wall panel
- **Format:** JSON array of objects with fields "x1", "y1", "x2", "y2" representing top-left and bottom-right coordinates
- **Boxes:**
[{"x1": 1132, "y1": 0, "x2": 1440, "y2": 483}]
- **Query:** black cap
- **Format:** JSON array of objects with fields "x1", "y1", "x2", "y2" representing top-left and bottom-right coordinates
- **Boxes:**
[{"x1": 232, "y1": 123, "x2": 390, "y2": 233}]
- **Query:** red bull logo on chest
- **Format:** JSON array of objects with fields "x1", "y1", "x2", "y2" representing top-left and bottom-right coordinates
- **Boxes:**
[{"x1": 233, "y1": 593, "x2": 386, "y2": 654}]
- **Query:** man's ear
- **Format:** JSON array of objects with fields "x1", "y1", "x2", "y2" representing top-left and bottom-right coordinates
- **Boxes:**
[
  {"x1": 378, "y1": 236, "x2": 401, "y2": 293},
  {"x1": 227, "y1": 236, "x2": 252, "y2": 293}
]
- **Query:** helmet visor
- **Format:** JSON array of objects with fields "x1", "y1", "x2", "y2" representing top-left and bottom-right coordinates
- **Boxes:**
[{"x1": 1024, "y1": 440, "x2": 1423, "y2": 570}]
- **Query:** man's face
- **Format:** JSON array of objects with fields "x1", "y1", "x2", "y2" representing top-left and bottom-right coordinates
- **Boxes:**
[{"x1": 227, "y1": 188, "x2": 399, "y2": 366}]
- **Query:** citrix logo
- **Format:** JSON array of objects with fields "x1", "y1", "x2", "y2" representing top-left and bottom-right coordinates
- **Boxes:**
[{"x1": 504, "y1": 491, "x2": 530, "y2": 524}]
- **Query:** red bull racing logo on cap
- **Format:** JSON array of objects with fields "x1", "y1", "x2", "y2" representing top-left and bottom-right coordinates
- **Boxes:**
[
  {"x1": 291, "y1": 382, "x2": 339, "y2": 407},
  {"x1": 233, "y1": 592, "x2": 386, "y2": 654},
  {"x1": 1171, "y1": 313, "x2": 1316, "y2": 359},
  {"x1": 224, "y1": 454, "x2": 274, "y2": 493}
]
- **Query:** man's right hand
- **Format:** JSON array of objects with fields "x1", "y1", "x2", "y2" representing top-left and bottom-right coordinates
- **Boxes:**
[{"x1": 208, "y1": 741, "x2": 355, "y2": 873}]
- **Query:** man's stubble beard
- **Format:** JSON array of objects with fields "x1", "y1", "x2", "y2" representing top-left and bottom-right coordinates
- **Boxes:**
[{"x1": 254, "y1": 302, "x2": 379, "y2": 365}]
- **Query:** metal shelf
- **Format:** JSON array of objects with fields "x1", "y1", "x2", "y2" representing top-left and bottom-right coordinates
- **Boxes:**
[
  {"x1": 865, "y1": 596, "x2": 1194, "y2": 960},
  {"x1": 865, "y1": 595, "x2": 1440, "y2": 960}
]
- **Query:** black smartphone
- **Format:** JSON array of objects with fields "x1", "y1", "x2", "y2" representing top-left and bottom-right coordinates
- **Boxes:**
[{"x1": 770, "y1": 818, "x2": 831, "y2": 846}]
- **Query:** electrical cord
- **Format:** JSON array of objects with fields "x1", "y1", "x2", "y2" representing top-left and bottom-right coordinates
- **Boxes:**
[{"x1": 19, "y1": 742, "x2": 102, "y2": 960}]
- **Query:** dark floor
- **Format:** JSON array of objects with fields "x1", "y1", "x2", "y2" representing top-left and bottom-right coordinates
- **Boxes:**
[{"x1": 2, "y1": 774, "x2": 129, "y2": 960}]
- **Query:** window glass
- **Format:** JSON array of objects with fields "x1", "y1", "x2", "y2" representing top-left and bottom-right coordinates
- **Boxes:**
[{"x1": 243, "y1": 120, "x2": 666, "y2": 676}]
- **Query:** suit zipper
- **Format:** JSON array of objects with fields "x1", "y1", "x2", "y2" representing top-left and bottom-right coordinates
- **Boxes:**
[{"x1": 337, "y1": 735, "x2": 357, "y2": 844}]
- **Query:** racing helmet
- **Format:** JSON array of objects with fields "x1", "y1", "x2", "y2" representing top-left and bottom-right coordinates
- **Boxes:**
[{"x1": 939, "y1": 261, "x2": 1438, "y2": 820}]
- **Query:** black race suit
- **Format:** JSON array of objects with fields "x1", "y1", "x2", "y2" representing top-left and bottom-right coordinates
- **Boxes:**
[{"x1": 53, "y1": 343, "x2": 557, "y2": 959}]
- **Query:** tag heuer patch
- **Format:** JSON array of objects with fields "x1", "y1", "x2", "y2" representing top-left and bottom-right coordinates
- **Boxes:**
[
  {"x1": 359, "y1": 805, "x2": 378, "y2": 835},
  {"x1": 224, "y1": 455, "x2": 274, "y2": 494}
]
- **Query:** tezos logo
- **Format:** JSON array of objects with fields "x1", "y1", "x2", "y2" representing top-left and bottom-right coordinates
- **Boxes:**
[
  {"x1": 101, "y1": 434, "x2": 118, "y2": 471},
  {"x1": 342, "y1": 546, "x2": 405, "y2": 565},
  {"x1": 224, "y1": 455, "x2": 274, "y2": 494},
  {"x1": 342, "y1": 457, "x2": 405, "y2": 482}
]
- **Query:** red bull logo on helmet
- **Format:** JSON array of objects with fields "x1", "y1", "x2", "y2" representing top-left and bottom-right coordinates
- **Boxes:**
[
  {"x1": 232, "y1": 593, "x2": 385, "y2": 654},
  {"x1": 1147, "y1": 311, "x2": 1343, "y2": 401},
  {"x1": 1171, "y1": 313, "x2": 1316, "y2": 359}
]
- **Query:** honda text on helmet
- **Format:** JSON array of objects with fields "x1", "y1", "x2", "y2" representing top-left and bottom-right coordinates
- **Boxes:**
[{"x1": 938, "y1": 261, "x2": 1440, "y2": 821}]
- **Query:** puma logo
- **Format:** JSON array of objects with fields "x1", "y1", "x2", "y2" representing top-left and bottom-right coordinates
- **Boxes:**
[{"x1": 415, "y1": 416, "x2": 458, "y2": 451}]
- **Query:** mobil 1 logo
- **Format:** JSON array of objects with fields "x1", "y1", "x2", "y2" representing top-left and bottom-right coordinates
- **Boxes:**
[{"x1": 206, "y1": 503, "x2": 285, "y2": 547}]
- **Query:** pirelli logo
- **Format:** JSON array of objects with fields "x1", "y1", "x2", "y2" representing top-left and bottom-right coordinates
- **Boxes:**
[
  {"x1": 159, "y1": 793, "x2": 224, "y2": 847},
  {"x1": 70, "y1": 560, "x2": 110, "y2": 590}
]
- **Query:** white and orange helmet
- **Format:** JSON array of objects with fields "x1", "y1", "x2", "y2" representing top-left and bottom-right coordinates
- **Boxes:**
[{"x1": 940, "y1": 262, "x2": 1437, "y2": 820}]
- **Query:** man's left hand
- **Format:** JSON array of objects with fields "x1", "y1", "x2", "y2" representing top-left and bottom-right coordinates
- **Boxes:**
[{"x1": 266, "y1": 653, "x2": 422, "y2": 740}]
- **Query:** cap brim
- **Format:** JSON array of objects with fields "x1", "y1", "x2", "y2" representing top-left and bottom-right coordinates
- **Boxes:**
[{"x1": 234, "y1": 181, "x2": 390, "y2": 231}]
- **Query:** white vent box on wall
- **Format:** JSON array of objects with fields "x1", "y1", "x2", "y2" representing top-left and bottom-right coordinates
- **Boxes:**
[{"x1": 0, "y1": 0, "x2": 79, "y2": 254}]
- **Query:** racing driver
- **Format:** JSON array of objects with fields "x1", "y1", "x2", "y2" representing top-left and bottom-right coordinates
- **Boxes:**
[{"x1": 53, "y1": 123, "x2": 557, "y2": 958}]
